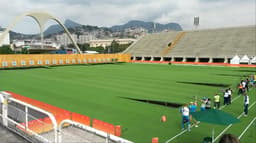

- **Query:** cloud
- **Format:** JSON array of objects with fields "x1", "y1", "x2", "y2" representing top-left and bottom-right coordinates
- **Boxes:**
[{"x1": 0, "y1": 0, "x2": 255, "y2": 34}]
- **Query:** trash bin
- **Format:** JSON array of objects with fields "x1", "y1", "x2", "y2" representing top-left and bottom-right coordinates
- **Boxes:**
[{"x1": 202, "y1": 137, "x2": 212, "y2": 143}]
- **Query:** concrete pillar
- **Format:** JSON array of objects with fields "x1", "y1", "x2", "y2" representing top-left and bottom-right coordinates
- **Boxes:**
[
  {"x1": 171, "y1": 57, "x2": 175, "y2": 62},
  {"x1": 160, "y1": 57, "x2": 164, "y2": 61},
  {"x1": 133, "y1": 56, "x2": 136, "y2": 61},
  {"x1": 142, "y1": 57, "x2": 145, "y2": 61},
  {"x1": 150, "y1": 56, "x2": 154, "y2": 61},
  {"x1": 208, "y1": 57, "x2": 213, "y2": 63},
  {"x1": 224, "y1": 56, "x2": 228, "y2": 63},
  {"x1": 195, "y1": 57, "x2": 199, "y2": 62},
  {"x1": 182, "y1": 57, "x2": 186, "y2": 62}
]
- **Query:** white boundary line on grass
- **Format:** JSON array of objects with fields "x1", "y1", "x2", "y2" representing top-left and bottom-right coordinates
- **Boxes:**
[
  {"x1": 238, "y1": 116, "x2": 256, "y2": 140},
  {"x1": 213, "y1": 101, "x2": 256, "y2": 142},
  {"x1": 219, "y1": 95, "x2": 241, "y2": 110},
  {"x1": 165, "y1": 95, "x2": 242, "y2": 143}
]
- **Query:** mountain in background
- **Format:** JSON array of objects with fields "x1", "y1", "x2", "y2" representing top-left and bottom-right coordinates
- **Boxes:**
[
  {"x1": 43, "y1": 19, "x2": 82, "y2": 36},
  {"x1": 110, "y1": 20, "x2": 182, "y2": 32},
  {"x1": 0, "y1": 26, "x2": 36, "y2": 40},
  {"x1": 4, "y1": 19, "x2": 183, "y2": 39},
  {"x1": 43, "y1": 19, "x2": 182, "y2": 36}
]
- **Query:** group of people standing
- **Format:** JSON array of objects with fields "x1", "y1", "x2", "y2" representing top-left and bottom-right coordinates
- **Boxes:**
[
  {"x1": 180, "y1": 101, "x2": 199, "y2": 131},
  {"x1": 180, "y1": 75, "x2": 255, "y2": 131}
]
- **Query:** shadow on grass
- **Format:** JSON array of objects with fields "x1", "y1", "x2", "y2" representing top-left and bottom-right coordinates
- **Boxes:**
[
  {"x1": 120, "y1": 97, "x2": 183, "y2": 108},
  {"x1": 215, "y1": 74, "x2": 247, "y2": 77},
  {"x1": 0, "y1": 66, "x2": 52, "y2": 70},
  {"x1": 176, "y1": 81, "x2": 230, "y2": 88},
  {"x1": 233, "y1": 69, "x2": 256, "y2": 72},
  {"x1": 0, "y1": 62, "x2": 126, "y2": 70}
]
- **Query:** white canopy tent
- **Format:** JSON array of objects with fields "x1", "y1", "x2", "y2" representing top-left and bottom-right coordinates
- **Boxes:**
[
  {"x1": 250, "y1": 56, "x2": 256, "y2": 64},
  {"x1": 240, "y1": 55, "x2": 250, "y2": 64},
  {"x1": 230, "y1": 55, "x2": 240, "y2": 64}
]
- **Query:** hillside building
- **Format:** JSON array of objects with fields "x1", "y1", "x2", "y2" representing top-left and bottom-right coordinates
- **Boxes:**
[{"x1": 89, "y1": 38, "x2": 136, "y2": 48}]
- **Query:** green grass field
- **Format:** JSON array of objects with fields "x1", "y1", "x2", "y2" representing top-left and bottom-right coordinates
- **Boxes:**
[{"x1": 0, "y1": 63, "x2": 255, "y2": 143}]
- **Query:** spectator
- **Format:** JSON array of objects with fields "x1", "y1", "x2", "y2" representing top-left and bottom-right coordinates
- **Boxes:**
[
  {"x1": 242, "y1": 80, "x2": 246, "y2": 93},
  {"x1": 219, "y1": 134, "x2": 240, "y2": 143},
  {"x1": 245, "y1": 78, "x2": 250, "y2": 92},
  {"x1": 205, "y1": 98, "x2": 211, "y2": 109},
  {"x1": 237, "y1": 82, "x2": 243, "y2": 95},
  {"x1": 249, "y1": 75, "x2": 254, "y2": 87},
  {"x1": 227, "y1": 88, "x2": 233, "y2": 104},
  {"x1": 243, "y1": 93, "x2": 249, "y2": 117},
  {"x1": 200, "y1": 97, "x2": 207, "y2": 111},
  {"x1": 213, "y1": 93, "x2": 220, "y2": 109},
  {"x1": 180, "y1": 104, "x2": 190, "y2": 131},
  {"x1": 223, "y1": 90, "x2": 229, "y2": 105},
  {"x1": 189, "y1": 101, "x2": 199, "y2": 127}
]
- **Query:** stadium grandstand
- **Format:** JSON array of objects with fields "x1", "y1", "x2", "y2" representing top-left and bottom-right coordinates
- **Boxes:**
[
  {"x1": 124, "y1": 26, "x2": 256, "y2": 63},
  {"x1": 0, "y1": 10, "x2": 255, "y2": 143}
]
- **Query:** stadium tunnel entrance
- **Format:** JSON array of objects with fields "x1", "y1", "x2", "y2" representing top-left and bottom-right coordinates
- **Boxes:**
[
  {"x1": 163, "y1": 57, "x2": 172, "y2": 62},
  {"x1": 135, "y1": 57, "x2": 142, "y2": 60},
  {"x1": 186, "y1": 57, "x2": 196, "y2": 62},
  {"x1": 153, "y1": 57, "x2": 161, "y2": 61},
  {"x1": 144, "y1": 57, "x2": 151, "y2": 61},
  {"x1": 213, "y1": 58, "x2": 225, "y2": 63},
  {"x1": 173, "y1": 57, "x2": 183, "y2": 62},
  {"x1": 199, "y1": 58, "x2": 210, "y2": 63},
  {"x1": 120, "y1": 97, "x2": 183, "y2": 108}
]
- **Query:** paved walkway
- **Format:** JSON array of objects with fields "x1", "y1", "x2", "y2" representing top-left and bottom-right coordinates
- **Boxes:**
[{"x1": 0, "y1": 125, "x2": 29, "y2": 143}]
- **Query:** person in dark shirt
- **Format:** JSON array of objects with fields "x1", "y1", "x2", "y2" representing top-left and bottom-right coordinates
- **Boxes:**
[{"x1": 205, "y1": 98, "x2": 211, "y2": 109}]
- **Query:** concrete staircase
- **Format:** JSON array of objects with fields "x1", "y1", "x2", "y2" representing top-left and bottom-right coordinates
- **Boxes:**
[{"x1": 161, "y1": 32, "x2": 186, "y2": 56}]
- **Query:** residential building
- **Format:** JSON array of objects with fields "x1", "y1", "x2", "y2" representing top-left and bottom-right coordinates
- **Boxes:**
[
  {"x1": 56, "y1": 33, "x2": 78, "y2": 46},
  {"x1": 89, "y1": 38, "x2": 136, "y2": 48},
  {"x1": 78, "y1": 34, "x2": 96, "y2": 44}
]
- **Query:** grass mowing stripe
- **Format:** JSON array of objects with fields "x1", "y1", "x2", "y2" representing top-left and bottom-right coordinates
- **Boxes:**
[
  {"x1": 213, "y1": 101, "x2": 256, "y2": 142},
  {"x1": 219, "y1": 95, "x2": 241, "y2": 110},
  {"x1": 238, "y1": 117, "x2": 256, "y2": 140},
  {"x1": 164, "y1": 93, "x2": 243, "y2": 143},
  {"x1": 1, "y1": 64, "x2": 255, "y2": 142}
]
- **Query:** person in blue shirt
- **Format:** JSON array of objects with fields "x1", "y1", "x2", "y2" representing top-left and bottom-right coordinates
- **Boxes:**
[
  {"x1": 200, "y1": 97, "x2": 207, "y2": 111},
  {"x1": 189, "y1": 102, "x2": 199, "y2": 127}
]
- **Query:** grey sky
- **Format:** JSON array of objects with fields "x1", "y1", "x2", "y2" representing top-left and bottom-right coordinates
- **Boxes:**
[{"x1": 0, "y1": 0, "x2": 255, "y2": 34}]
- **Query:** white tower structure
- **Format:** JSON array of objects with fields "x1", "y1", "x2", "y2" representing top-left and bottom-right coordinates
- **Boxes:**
[
  {"x1": 0, "y1": 31, "x2": 10, "y2": 46},
  {"x1": 0, "y1": 11, "x2": 82, "y2": 53}
]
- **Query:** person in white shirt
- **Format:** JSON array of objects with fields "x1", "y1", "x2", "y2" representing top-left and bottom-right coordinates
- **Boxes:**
[
  {"x1": 227, "y1": 88, "x2": 232, "y2": 105},
  {"x1": 242, "y1": 80, "x2": 246, "y2": 92},
  {"x1": 180, "y1": 104, "x2": 190, "y2": 131},
  {"x1": 223, "y1": 90, "x2": 229, "y2": 105},
  {"x1": 244, "y1": 93, "x2": 249, "y2": 117}
]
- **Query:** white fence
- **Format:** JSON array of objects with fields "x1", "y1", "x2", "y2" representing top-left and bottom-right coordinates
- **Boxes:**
[{"x1": 0, "y1": 91, "x2": 133, "y2": 143}]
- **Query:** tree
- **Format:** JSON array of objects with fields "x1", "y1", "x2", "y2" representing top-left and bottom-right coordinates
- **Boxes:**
[
  {"x1": 0, "y1": 45, "x2": 14, "y2": 54},
  {"x1": 105, "y1": 40, "x2": 132, "y2": 53},
  {"x1": 106, "y1": 40, "x2": 119, "y2": 53},
  {"x1": 78, "y1": 43, "x2": 90, "y2": 52},
  {"x1": 21, "y1": 48, "x2": 29, "y2": 54}
]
